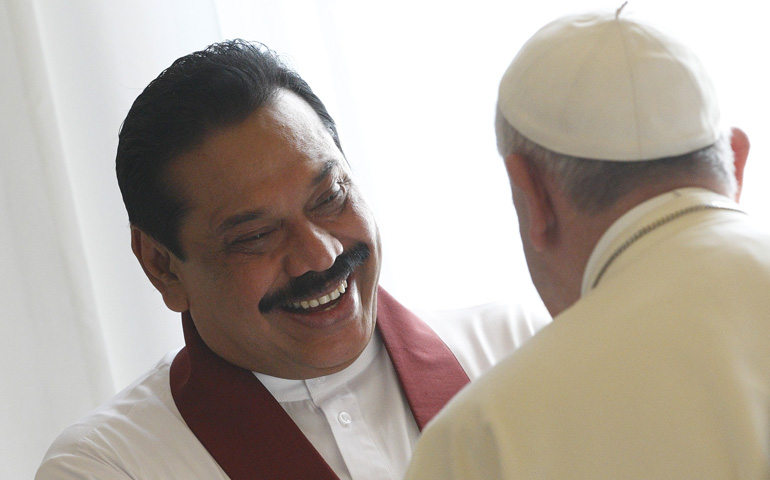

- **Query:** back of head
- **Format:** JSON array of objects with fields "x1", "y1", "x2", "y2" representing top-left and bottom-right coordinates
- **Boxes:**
[
  {"x1": 496, "y1": 7, "x2": 734, "y2": 212},
  {"x1": 116, "y1": 40, "x2": 341, "y2": 258}
]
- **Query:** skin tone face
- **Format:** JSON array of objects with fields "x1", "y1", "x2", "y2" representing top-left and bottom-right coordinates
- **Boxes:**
[{"x1": 134, "y1": 89, "x2": 382, "y2": 379}]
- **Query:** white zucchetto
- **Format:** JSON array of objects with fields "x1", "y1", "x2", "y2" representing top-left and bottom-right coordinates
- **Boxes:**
[{"x1": 497, "y1": 7, "x2": 721, "y2": 161}]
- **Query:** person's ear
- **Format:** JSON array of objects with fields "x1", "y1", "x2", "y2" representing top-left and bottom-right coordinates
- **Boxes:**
[
  {"x1": 503, "y1": 154, "x2": 556, "y2": 252},
  {"x1": 131, "y1": 227, "x2": 189, "y2": 312},
  {"x1": 729, "y1": 127, "x2": 750, "y2": 202}
]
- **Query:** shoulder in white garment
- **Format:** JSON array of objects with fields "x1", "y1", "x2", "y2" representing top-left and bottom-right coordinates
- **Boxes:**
[
  {"x1": 35, "y1": 350, "x2": 230, "y2": 480},
  {"x1": 35, "y1": 298, "x2": 550, "y2": 480},
  {"x1": 417, "y1": 298, "x2": 551, "y2": 380}
]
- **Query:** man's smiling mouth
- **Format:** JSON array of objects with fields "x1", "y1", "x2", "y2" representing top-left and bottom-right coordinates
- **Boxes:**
[
  {"x1": 285, "y1": 279, "x2": 348, "y2": 312},
  {"x1": 258, "y1": 242, "x2": 369, "y2": 314}
]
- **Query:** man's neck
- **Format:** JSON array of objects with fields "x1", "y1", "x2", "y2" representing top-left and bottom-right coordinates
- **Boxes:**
[{"x1": 542, "y1": 181, "x2": 727, "y2": 317}]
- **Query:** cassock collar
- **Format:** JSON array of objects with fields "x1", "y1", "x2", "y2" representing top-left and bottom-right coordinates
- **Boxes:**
[
  {"x1": 582, "y1": 188, "x2": 742, "y2": 295},
  {"x1": 170, "y1": 286, "x2": 469, "y2": 480}
]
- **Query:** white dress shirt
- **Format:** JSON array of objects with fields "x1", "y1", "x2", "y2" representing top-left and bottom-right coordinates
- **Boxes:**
[
  {"x1": 36, "y1": 300, "x2": 550, "y2": 479},
  {"x1": 406, "y1": 189, "x2": 770, "y2": 479},
  {"x1": 255, "y1": 300, "x2": 550, "y2": 480},
  {"x1": 256, "y1": 331, "x2": 417, "y2": 480}
]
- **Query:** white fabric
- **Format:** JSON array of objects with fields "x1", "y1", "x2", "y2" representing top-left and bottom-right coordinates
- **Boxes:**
[
  {"x1": 35, "y1": 301, "x2": 550, "y2": 479},
  {"x1": 3, "y1": 2, "x2": 221, "y2": 477},
  {"x1": 582, "y1": 188, "x2": 742, "y2": 294},
  {"x1": 497, "y1": 9, "x2": 721, "y2": 161},
  {"x1": 254, "y1": 331, "x2": 410, "y2": 480},
  {"x1": 406, "y1": 189, "x2": 770, "y2": 479},
  {"x1": 0, "y1": 4, "x2": 116, "y2": 477}
]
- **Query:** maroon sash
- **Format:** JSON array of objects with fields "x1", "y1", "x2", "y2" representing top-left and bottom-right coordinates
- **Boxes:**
[{"x1": 170, "y1": 286, "x2": 469, "y2": 479}]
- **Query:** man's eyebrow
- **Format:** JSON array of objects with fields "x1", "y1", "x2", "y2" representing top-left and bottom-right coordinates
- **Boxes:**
[
  {"x1": 312, "y1": 159, "x2": 339, "y2": 186},
  {"x1": 216, "y1": 209, "x2": 267, "y2": 235},
  {"x1": 216, "y1": 159, "x2": 340, "y2": 234}
]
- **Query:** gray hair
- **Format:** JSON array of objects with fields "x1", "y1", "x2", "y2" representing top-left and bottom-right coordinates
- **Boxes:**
[{"x1": 494, "y1": 107, "x2": 736, "y2": 214}]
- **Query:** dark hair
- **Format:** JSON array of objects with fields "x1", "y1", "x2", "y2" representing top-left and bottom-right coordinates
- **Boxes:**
[{"x1": 116, "y1": 39, "x2": 342, "y2": 259}]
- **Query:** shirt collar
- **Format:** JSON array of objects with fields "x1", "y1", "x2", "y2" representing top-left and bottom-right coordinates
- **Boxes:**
[{"x1": 253, "y1": 330, "x2": 384, "y2": 403}]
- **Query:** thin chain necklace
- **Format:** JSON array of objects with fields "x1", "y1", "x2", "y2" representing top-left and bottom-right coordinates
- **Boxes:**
[{"x1": 590, "y1": 202, "x2": 745, "y2": 289}]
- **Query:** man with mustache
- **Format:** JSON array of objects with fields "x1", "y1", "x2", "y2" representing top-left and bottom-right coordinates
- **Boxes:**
[{"x1": 35, "y1": 40, "x2": 549, "y2": 479}]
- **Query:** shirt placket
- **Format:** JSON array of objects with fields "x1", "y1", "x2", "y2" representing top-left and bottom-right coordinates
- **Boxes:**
[{"x1": 307, "y1": 381, "x2": 394, "y2": 480}]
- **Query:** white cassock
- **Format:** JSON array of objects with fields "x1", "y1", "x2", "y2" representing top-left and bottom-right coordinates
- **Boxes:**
[{"x1": 406, "y1": 188, "x2": 770, "y2": 480}]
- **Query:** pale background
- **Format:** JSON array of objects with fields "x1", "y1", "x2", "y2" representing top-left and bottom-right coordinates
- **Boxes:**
[{"x1": 2, "y1": 0, "x2": 767, "y2": 477}]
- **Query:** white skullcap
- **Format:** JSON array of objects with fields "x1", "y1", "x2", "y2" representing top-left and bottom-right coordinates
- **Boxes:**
[{"x1": 497, "y1": 7, "x2": 721, "y2": 161}]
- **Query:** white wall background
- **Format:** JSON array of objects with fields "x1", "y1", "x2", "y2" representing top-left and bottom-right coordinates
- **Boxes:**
[
  {"x1": 214, "y1": 0, "x2": 770, "y2": 314},
  {"x1": 2, "y1": 0, "x2": 767, "y2": 477}
]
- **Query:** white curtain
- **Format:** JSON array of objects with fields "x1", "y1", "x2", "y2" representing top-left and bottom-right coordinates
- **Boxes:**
[
  {"x1": 1, "y1": 0, "x2": 221, "y2": 476},
  {"x1": 3, "y1": 0, "x2": 768, "y2": 478}
]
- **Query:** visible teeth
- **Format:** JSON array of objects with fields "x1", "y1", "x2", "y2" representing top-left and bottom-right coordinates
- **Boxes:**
[{"x1": 291, "y1": 280, "x2": 348, "y2": 311}]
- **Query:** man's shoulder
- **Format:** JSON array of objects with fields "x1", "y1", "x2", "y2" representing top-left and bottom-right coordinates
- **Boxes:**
[
  {"x1": 40, "y1": 351, "x2": 179, "y2": 457},
  {"x1": 415, "y1": 297, "x2": 551, "y2": 379},
  {"x1": 36, "y1": 350, "x2": 221, "y2": 479}
]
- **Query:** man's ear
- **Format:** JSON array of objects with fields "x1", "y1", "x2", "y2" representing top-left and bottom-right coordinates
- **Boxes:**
[
  {"x1": 503, "y1": 154, "x2": 555, "y2": 252},
  {"x1": 729, "y1": 127, "x2": 750, "y2": 202},
  {"x1": 131, "y1": 227, "x2": 189, "y2": 312}
]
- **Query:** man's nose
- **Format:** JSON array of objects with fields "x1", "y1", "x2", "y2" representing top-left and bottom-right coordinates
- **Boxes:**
[{"x1": 283, "y1": 221, "x2": 344, "y2": 278}]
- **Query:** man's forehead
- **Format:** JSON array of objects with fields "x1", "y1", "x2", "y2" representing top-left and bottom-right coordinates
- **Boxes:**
[
  {"x1": 172, "y1": 99, "x2": 344, "y2": 181},
  {"x1": 170, "y1": 90, "x2": 349, "y2": 228}
]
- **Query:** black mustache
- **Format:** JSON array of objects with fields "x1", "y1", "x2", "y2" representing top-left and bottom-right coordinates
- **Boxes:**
[{"x1": 258, "y1": 242, "x2": 371, "y2": 313}]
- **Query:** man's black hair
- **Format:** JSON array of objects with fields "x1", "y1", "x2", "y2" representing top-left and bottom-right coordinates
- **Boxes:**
[{"x1": 116, "y1": 39, "x2": 342, "y2": 259}]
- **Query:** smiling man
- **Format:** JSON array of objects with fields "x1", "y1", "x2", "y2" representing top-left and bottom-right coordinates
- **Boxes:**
[
  {"x1": 149, "y1": 91, "x2": 380, "y2": 381},
  {"x1": 35, "y1": 40, "x2": 549, "y2": 480}
]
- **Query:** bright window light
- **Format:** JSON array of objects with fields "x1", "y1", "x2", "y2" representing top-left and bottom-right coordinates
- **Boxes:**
[{"x1": 215, "y1": 0, "x2": 770, "y2": 310}]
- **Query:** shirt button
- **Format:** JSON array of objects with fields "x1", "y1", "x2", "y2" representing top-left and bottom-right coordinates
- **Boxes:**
[
  {"x1": 312, "y1": 376, "x2": 326, "y2": 385},
  {"x1": 338, "y1": 411, "x2": 352, "y2": 427}
]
